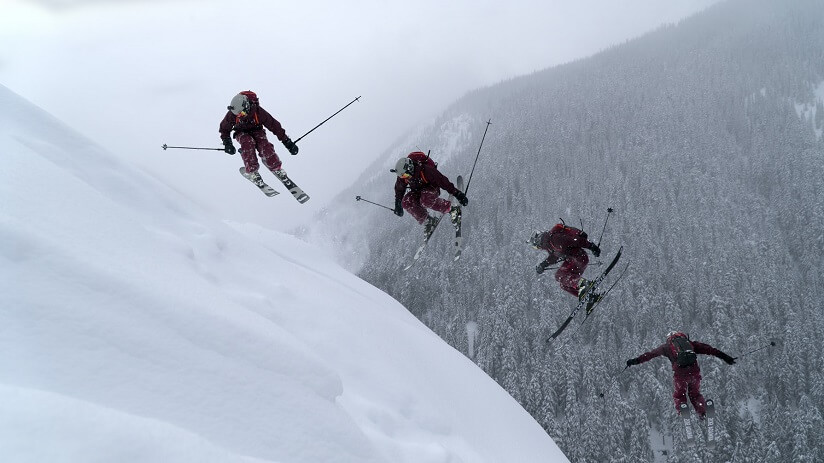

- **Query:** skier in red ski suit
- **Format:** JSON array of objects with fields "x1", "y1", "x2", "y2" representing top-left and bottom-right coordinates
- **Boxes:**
[
  {"x1": 219, "y1": 90, "x2": 299, "y2": 184},
  {"x1": 626, "y1": 332, "x2": 736, "y2": 417},
  {"x1": 392, "y1": 152, "x2": 468, "y2": 235},
  {"x1": 528, "y1": 224, "x2": 601, "y2": 299}
]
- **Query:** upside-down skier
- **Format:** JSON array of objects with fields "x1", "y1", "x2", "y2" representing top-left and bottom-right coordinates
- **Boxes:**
[{"x1": 528, "y1": 223, "x2": 602, "y2": 301}]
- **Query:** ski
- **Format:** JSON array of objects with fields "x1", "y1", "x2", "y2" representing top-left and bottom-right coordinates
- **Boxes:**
[
  {"x1": 680, "y1": 403, "x2": 696, "y2": 446},
  {"x1": 582, "y1": 262, "x2": 629, "y2": 321},
  {"x1": 546, "y1": 246, "x2": 623, "y2": 343},
  {"x1": 705, "y1": 399, "x2": 717, "y2": 449},
  {"x1": 452, "y1": 175, "x2": 464, "y2": 261},
  {"x1": 403, "y1": 191, "x2": 456, "y2": 271},
  {"x1": 272, "y1": 169, "x2": 310, "y2": 204},
  {"x1": 239, "y1": 167, "x2": 279, "y2": 197}
]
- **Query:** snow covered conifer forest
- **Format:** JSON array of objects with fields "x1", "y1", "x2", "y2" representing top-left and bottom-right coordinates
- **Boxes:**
[{"x1": 317, "y1": 0, "x2": 824, "y2": 460}]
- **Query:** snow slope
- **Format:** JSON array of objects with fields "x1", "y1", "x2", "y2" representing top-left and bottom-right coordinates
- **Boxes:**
[{"x1": 0, "y1": 85, "x2": 567, "y2": 462}]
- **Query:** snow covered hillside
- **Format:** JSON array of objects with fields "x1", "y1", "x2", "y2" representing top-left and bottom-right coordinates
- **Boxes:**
[{"x1": 0, "y1": 85, "x2": 567, "y2": 463}]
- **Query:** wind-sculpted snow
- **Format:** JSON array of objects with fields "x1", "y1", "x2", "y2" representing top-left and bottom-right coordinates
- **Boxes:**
[{"x1": 0, "y1": 85, "x2": 567, "y2": 463}]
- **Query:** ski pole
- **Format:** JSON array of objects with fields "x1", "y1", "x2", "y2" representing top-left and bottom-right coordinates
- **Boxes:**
[
  {"x1": 355, "y1": 195, "x2": 395, "y2": 212},
  {"x1": 736, "y1": 341, "x2": 776, "y2": 359},
  {"x1": 463, "y1": 119, "x2": 492, "y2": 195},
  {"x1": 596, "y1": 207, "x2": 614, "y2": 247},
  {"x1": 161, "y1": 144, "x2": 224, "y2": 151},
  {"x1": 293, "y1": 96, "x2": 361, "y2": 144}
]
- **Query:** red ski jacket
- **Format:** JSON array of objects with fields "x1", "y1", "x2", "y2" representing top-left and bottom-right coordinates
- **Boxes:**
[
  {"x1": 537, "y1": 224, "x2": 597, "y2": 265},
  {"x1": 635, "y1": 340, "x2": 728, "y2": 378},
  {"x1": 394, "y1": 160, "x2": 460, "y2": 201},
  {"x1": 219, "y1": 105, "x2": 287, "y2": 142}
]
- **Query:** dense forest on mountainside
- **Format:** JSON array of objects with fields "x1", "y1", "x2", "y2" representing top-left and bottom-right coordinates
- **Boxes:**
[{"x1": 316, "y1": 0, "x2": 824, "y2": 460}]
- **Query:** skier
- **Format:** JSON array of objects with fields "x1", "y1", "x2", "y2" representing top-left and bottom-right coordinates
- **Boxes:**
[
  {"x1": 625, "y1": 331, "x2": 736, "y2": 418},
  {"x1": 392, "y1": 151, "x2": 468, "y2": 236},
  {"x1": 528, "y1": 224, "x2": 601, "y2": 300},
  {"x1": 219, "y1": 90, "x2": 299, "y2": 187}
]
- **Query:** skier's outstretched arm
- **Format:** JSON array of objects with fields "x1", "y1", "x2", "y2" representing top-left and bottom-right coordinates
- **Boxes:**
[
  {"x1": 627, "y1": 344, "x2": 666, "y2": 367},
  {"x1": 694, "y1": 341, "x2": 736, "y2": 365}
]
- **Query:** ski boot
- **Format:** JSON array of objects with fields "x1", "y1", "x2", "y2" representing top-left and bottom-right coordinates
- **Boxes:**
[
  {"x1": 248, "y1": 171, "x2": 266, "y2": 188},
  {"x1": 423, "y1": 215, "x2": 439, "y2": 238},
  {"x1": 577, "y1": 278, "x2": 593, "y2": 302},
  {"x1": 273, "y1": 168, "x2": 288, "y2": 181},
  {"x1": 585, "y1": 292, "x2": 604, "y2": 315},
  {"x1": 449, "y1": 205, "x2": 462, "y2": 230}
]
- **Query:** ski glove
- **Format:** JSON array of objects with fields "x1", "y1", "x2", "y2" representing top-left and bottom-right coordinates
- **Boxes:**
[
  {"x1": 536, "y1": 261, "x2": 550, "y2": 275},
  {"x1": 626, "y1": 358, "x2": 640, "y2": 367},
  {"x1": 282, "y1": 137, "x2": 299, "y2": 156},
  {"x1": 454, "y1": 191, "x2": 469, "y2": 207},
  {"x1": 589, "y1": 243, "x2": 601, "y2": 257},
  {"x1": 393, "y1": 198, "x2": 404, "y2": 217},
  {"x1": 719, "y1": 353, "x2": 737, "y2": 365},
  {"x1": 222, "y1": 138, "x2": 236, "y2": 155}
]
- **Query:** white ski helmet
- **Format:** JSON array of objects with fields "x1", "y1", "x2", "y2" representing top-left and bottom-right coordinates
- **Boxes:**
[
  {"x1": 527, "y1": 231, "x2": 542, "y2": 248},
  {"x1": 228, "y1": 91, "x2": 256, "y2": 116},
  {"x1": 393, "y1": 157, "x2": 414, "y2": 177}
]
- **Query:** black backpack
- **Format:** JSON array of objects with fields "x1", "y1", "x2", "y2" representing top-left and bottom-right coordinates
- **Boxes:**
[{"x1": 670, "y1": 335, "x2": 697, "y2": 367}]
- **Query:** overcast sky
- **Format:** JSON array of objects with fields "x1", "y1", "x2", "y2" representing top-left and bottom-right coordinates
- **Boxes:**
[{"x1": 1, "y1": 0, "x2": 718, "y2": 231}]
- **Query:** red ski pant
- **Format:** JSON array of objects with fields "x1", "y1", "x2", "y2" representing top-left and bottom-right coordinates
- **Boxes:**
[
  {"x1": 402, "y1": 186, "x2": 451, "y2": 224},
  {"x1": 673, "y1": 373, "x2": 706, "y2": 417},
  {"x1": 235, "y1": 129, "x2": 282, "y2": 173},
  {"x1": 555, "y1": 250, "x2": 589, "y2": 297}
]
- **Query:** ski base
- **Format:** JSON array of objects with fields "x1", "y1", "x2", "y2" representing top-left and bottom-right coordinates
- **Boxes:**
[
  {"x1": 452, "y1": 175, "x2": 464, "y2": 261},
  {"x1": 705, "y1": 399, "x2": 716, "y2": 449},
  {"x1": 239, "y1": 167, "x2": 279, "y2": 197},
  {"x1": 272, "y1": 170, "x2": 309, "y2": 203},
  {"x1": 582, "y1": 262, "x2": 629, "y2": 320},
  {"x1": 680, "y1": 403, "x2": 696, "y2": 446}
]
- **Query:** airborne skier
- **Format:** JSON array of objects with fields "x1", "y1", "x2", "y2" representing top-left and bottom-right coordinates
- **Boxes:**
[
  {"x1": 528, "y1": 223, "x2": 602, "y2": 300},
  {"x1": 220, "y1": 90, "x2": 307, "y2": 202},
  {"x1": 625, "y1": 331, "x2": 736, "y2": 418},
  {"x1": 392, "y1": 151, "x2": 468, "y2": 236}
]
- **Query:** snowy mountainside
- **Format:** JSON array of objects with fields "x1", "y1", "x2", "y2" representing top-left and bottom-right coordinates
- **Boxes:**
[{"x1": 0, "y1": 85, "x2": 567, "y2": 463}]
